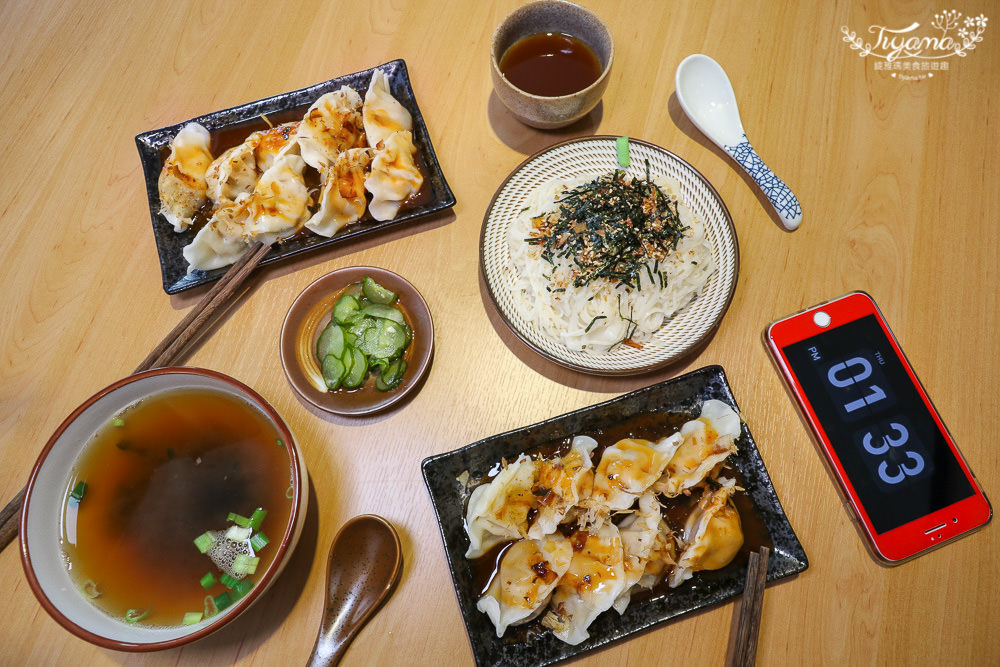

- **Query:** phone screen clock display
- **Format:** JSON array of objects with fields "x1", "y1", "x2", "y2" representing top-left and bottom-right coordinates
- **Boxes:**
[{"x1": 767, "y1": 292, "x2": 991, "y2": 562}]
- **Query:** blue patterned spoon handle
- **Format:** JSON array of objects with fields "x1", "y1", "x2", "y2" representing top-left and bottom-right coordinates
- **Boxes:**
[{"x1": 724, "y1": 136, "x2": 803, "y2": 230}]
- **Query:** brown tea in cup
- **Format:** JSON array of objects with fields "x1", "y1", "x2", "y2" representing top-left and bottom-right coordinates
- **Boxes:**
[{"x1": 499, "y1": 31, "x2": 602, "y2": 97}]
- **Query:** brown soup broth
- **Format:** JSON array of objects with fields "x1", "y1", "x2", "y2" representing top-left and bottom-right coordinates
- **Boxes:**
[
  {"x1": 499, "y1": 32, "x2": 602, "y2": 97},
  {"x1": 467, "y1": 409, "x2": 774, "y2": 633},
  {"x1": 61, "y1": 387, "x2": 293, "y2": 626}
]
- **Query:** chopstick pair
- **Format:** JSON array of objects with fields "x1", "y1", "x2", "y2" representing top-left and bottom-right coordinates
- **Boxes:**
[
  {"x1": 0, "y1": 241, "x2": 272, "y2": 553},
  {"x1": 725, "y1": 546, "x2": 771, "y2": 667},
  {"x1": 135, "y1": 240, "x2": 271, "y2": 372}
]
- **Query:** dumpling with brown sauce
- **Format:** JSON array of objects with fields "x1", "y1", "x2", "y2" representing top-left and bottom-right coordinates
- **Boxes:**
[
  {"x1": 669, "y1": 477, "x2": 744, "y2": 588},
  {"x1": 296, "y1": 86, "x2": 366, "y2": 171},
  {"x1": 542, "y1": 523, "x2": 628, "y2": 645},
  {"x1": 205, "y1": 140, "x2": 258, "y2": 206},
  {"x1": 476, "y1": 533, "x2": 574, "y2": 637},
  {"x1": 612, "y1": 492, "x2": 667, "y2": 614},
  {"x1": 362, "y1": 69, "x2": 412, "y2": 147},
  {"x1": 305, "y1": 147, "x2": 375, "y2": 237},
  {"x1": 365, "y1": 130, "x2": 423, "y2": 221},
  {"x1": 464, "y1": 454, "x2": 538, "y2": 559},
  {"x1": 526, "y1": 435, "x2": 596, "y2": 539},
  {"x1": 182, "y1": 193, "x2": 252, "y2": 272},
  {"x1": 588, "y1": 433, "x2": 683, "y2": 512},
  {"x1": 158, "y1": 122, "x2": 213, "y2": 232},
  {"x1": 653, "y1": 399, "x2": 742, "y2": 497},
  {"x1": 245, "y1": 153, "x2": 311, "y2": 245}
]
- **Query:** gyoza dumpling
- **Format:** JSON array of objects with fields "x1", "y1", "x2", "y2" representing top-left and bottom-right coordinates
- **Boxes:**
[
  {"x1": 205, "y1": 140, "x2": 258, "y2": 206},
  {"x1": 542, "y1": 523, "x2": 627, "y2": 645},
  {"x1": 612, "y1": 492, "x2": 664, "y2": 614},
  {"x1": 477, "y1": 533, "x2": 574, "y2": 637},
  {"x1": 296, "y1": 86, "x2": 365, "y2": 171},
  {"x1": 304, "y1": 148, "x2": 374, "y2": 237},
  {"x1": 669, "y1": 477, "x2": 744, "y2": 588},
  {"x1": 182, "y1": 194, "x2": 252, "y2": 272},
  {"x1": 365, "y1": 130, "x2": 423, "y2": 221},
  {"x1": 589, "y1": 434, "x2": 683, "y2": 511},
  {"x1": 245, "y1": 153, "x2": 311, "y2": 245},
  {"x1": 252, "y1": 122, "x2": 301, "y2": 172},
  {"x1": 158, "y1": 122, "x2": 213, "y2": 232},
  {"x1": 654, "y1": 400, "x2": 741, "y2": 497},
  {"x1": 464, "y1": 454, "x2": 538, "y2": 558},
  {"x1": 363, "y1": 69, "x2": 412, "y2": 147},
  {"x1": 527, "y1": 436, "x2": 596, "y2": 539}
]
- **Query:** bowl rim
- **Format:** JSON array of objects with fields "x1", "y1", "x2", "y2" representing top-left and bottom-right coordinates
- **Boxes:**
[
  {"x1": 489, "y1": 0, "x2": 615, "y2": 101},
  {"x1": 19, "y1": 366, "x2": 305, "y2": 652}
]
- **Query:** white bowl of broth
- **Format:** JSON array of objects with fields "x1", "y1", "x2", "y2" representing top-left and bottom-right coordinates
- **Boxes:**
[{"x1": 19, "y1": 367, "x2": 308, "y2": 651}]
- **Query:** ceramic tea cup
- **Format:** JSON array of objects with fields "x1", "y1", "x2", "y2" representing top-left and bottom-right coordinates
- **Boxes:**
[{"x1": 491, "y1": 0, "x2": 614, "y2": 129}]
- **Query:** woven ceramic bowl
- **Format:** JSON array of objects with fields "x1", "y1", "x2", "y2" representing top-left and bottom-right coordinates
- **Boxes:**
[
  {"x1": 480, "y1": 136, "x2": 739, "y2": 375},
  {"x1": 490, "y1": 0, "x2": 614, "y2": 129}
]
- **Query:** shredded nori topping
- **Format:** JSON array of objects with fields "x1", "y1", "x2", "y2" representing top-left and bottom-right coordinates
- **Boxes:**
[{"x1": 525, "y1": 166, "x2": 688, "y2": 290}]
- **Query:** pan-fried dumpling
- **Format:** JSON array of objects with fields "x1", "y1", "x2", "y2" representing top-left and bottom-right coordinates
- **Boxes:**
[
  {"x1": 296, "y1": 86, "x2": 365, "y2": 171},
  {"x1": 527, "y1": 435, "x2": 596, "y2": 539},
  {"x1": 304, "y1": 148, "x2": 374, "y2": 237},
  {"x1": 464, "y1": 454, "x2": 538, "y2": 558},
  {"x1": 542, "y1": 523, "x2": 627, "y2": 645},
  {"x1": 363, "y1": 69, "x2": 412, "y2": 147},
  {"x1": 477, "y1": 533, "x2": 574, "y2": 637},
  {"x1": 365, "y1": 130, "x2": 423, "y2": 221},
  {"x1": 654, "y1": 400, "x2": 741, "y2": 497},
  {"x1": 612, "y1": 492, "x2": 664, "y2": 614},
  {"x1": 590, "y1": 434, "x2": 683, "y2": 511},
  {"x1": 182, "y1": 194, "x2": 252, "y2": 272},
  {"x1": 158, "y1": 122, "x2": 213, "y2": 232},
  {"x1": 252, "y1": 122, "x2": 301, "y2": 172},
  {"x1": 245, "y1": 153, "x2": 311, "y2": 245},
  {"x1": 205, "y1": 140, "x2": 258, "y2": 206},
  {"x1": 669, "y1": 477, "x2": 743, "y2": 588}
]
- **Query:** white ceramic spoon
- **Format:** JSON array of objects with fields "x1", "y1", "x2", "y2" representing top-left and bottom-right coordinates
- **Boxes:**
[{"x1": 675, "y1": 54, "x2": 802, "y2": 231}]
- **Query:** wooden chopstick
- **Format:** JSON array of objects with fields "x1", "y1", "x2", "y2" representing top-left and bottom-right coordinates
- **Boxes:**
[
  {"x1": 135, "y1": 240, "x2": 272, "y2": 372},
  {"x1": 0, "y1": 241, "x2": 272, "y2": 553},
  {"x1": 725, "y1": 546, "x2": 771, "y2": 667}
]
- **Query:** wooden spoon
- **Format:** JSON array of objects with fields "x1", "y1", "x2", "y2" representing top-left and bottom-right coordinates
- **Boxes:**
[{"x1": 307, "y1": 515, "x2": 403, "y2": 667}]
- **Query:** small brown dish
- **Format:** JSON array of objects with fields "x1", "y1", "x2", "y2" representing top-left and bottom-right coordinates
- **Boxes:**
[{"x1": 280, "y1": 267, "x2": 434, "y2": 416}]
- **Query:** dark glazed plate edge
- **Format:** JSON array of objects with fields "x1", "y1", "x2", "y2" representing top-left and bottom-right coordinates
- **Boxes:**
[{"x1": 421, "y1": 365, "x2": 808, "y2": 667}]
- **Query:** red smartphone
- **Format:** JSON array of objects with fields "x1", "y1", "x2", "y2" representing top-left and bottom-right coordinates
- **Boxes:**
[{"x1": 766, "y1": 291, "x2": 991, "y2": 563}]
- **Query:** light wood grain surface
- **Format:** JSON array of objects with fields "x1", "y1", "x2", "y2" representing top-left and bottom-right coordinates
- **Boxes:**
[{"x1": 1, "y1": 0, "x2": 997, "y2": 664}]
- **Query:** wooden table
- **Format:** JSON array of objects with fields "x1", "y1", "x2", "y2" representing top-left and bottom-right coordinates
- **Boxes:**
[{"x1": 2, "y1": 0, "x2": 997, "y2": 664}]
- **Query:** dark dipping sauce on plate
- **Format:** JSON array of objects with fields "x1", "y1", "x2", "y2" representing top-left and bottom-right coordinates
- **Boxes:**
[
  {"x1": 466, "y1": 409, "x2": 773, "y2": 643},
  {"x1": 499, "y1": 32, "x2": 602, "y2": 96}
]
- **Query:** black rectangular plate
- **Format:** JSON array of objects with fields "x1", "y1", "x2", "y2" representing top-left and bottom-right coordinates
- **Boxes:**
[
  {"x1": 421, "y1": 365, "x2": 808, "y2": 666},
  {"x1": 135, "y1": 59, "x2": 456, "y2": 294}
]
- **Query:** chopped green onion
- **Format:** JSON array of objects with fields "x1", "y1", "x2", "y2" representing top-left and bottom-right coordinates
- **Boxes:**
[
  {"x1": 248, "y1": 508, "x2": 267, "y2": 530},
  {"x1": 616, "y1": 136, "x2": 631, "y2": 168},
  {"x1": 194, "y1": 532, "x2": 216, "y2": 554},
  {"x1": 219, "y1": 573, "x2": 239, "y2": 590},
  {"x1": 249, "y1": 531, "x2": 270, "y2": 552},
  {"x1": 276, "y1": 437, "x2": 285, "y2": 448},
  {"x1": 213, "y1": 591, "x2": 233, "y2": 612},
  {"x1": 227, "y1": 512, "x2": 251, "y2": 527},
  {"x1": 112, "y1": 417, "x2": 125, "y2": 427},
  {"x1": 125, "y1": 607, "x2": 150, "y2": 624},
  {"x1": 69, "y1": 481, "x2": 88, "y2": 503},
  {"x1": 233, "y1": 554, "x2": 260, "y2": 576},
  {"x1": 82, "y1": 580, "x2": 101, "y2": 599},
  {"x1": 286, "y1": 485, "x2": 294, "y2": 499},
  {"x1": 204, "y1": 595, "x2": 218, "y2": 618},
  {"x1": 200, "y1": 572, "x2": 217, "y2": 590},
  {"x1": 231, "y1": 579, "x2": 253, "y2": 600},
  {"x1": 226, "y1": 525, "x2": 251, "y2": 542},
  {"x1": 182, "y1": 612, "x2": 203, "y2": 625}
]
